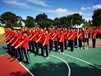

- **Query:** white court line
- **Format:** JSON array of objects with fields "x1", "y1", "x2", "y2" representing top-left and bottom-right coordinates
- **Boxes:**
[
  {"x1": 63, "y1": 54, "x2": 101, "y2": 70},
  {"x1": 19, "y1": 62, "x2": 34, "y2": 76},
  {"x1": 51, "y1": 55, "x2": 71, "y2": 76}
]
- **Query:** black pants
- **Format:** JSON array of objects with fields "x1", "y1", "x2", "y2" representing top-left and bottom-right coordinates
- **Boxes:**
[
  {"x1": 32, "y1": 42, "x2": 35, "y2": 53},
  {"x1": 69, "y1": 40, "x2": 74, "y2": 52},
  {"x1": 34, "y1": 42, "x2": 39, "y2": 54},
  {"x1": 54, "y1": 41, "x2": 58, "y2": 52},
  {"x1": 74, "y1": 37, "x2": 77, "y2": 47},
  {"x1": 39, "y1": 43, "x2": 44, "y2": 56},
  {"x1": 68, "y1": 40, "x2": 70, "y2": 47},
  {"x1": 64, "y1": 39, "x2": 67, "y2": 50},
  {"x1": 49, "y1": 40, "x2": 53, "y2": 51},
  {"x1": 60, "y1": 42, "x2": 64, "y2": 52},
  {"x1": 22, "y1": 47, "x2": 30, "y2": 64},
  {"x1": 78, "y1": 39, "x2": 82, "y2": 48},
  {"x1": 17, "y1": 47, "x2": 23, "y2": 60},
  {"x1": 44, "y1": 45, "x2": 49, "y2": 57},
  {"x1": 29, "y1": 41, "x2": 33, "y2": 51},
  {"x1": 92, "y1": 39, "x2": 96, "y2": 48},
  {"x1": 86, "y1": 38, "x2": 89, "y2": 46}
]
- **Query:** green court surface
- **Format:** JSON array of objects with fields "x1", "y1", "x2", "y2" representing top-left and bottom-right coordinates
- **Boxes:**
[
  {"x1": 20, "y1": 46, "x2": 101, "y2": 76},
  {"x1": 0, "y1": 41, "x2": 101, "y2": 76}
]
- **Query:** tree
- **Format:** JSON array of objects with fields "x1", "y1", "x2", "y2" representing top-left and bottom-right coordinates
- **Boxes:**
[
  {"x1": 92, "y1": 9, "x2": 101, "y2": 27},
  {"x1": 0, "y1": 12, "x2": 18, "y2": 27},
  {"x1": 35, "y1": 13, "x2": 48, "y2": 27},
  {"x1": 72, "y1": 13, "x2": 82, "y2": 26},
  {"x1": 25, "y1": 16, "x2": 35, "y2": 27},
  {"x1": 53, "y1": 17, "x2": 61, "y2": 26}
]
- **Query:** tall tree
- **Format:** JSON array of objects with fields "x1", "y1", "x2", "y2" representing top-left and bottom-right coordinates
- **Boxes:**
[
  {"x1": 53, "y1": 17, "x2": 61, "y2": 26},
  {"x1": 92, "y1": 9, "x2": 101, "y2": 27},
  {"x1": 0, "y1": 12, "x2": 18, "y2": 27},
  {"x1": 72, "y1": 13, "x2": 82, "y2": 26},
  {"x1": 35, "y1": 13, "x2": 48, "y2": 27},
  {"x1": 25, "y1": 16, "x2": 35, "y2": 27}
]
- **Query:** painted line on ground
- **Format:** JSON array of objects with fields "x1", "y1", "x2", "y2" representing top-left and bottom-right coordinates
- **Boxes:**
[
  {"x1": 63, "y1": 54, "x2": 101, "y2": 70},
  {"x1": 51, "y1": 55, "x2": 71, "y2": 76},
  {"x1": 19, "y1": 62, "x2": 34, "y2": 76},
  {"x1": 0, "y1": 54, "x2": 34, "y2": 76}
]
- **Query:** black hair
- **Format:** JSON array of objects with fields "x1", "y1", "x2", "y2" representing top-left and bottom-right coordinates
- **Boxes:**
[{"x1": 23, "y1": 31, "x2": 28, "y2": 34}]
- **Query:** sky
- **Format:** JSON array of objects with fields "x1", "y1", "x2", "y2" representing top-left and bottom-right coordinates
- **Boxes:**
[{"x1": 0, "y1": 0, "x2": 101, "y2": 21}]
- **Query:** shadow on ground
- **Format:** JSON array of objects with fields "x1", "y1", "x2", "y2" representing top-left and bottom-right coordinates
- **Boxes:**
[{"x1": 29, "y1": 62, "x2": 101, "y2": 76}]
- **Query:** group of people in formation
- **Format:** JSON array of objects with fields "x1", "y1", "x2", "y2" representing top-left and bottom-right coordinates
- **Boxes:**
[{"x1": 0, "y1": 27, "x2": 101, "y2": 64}]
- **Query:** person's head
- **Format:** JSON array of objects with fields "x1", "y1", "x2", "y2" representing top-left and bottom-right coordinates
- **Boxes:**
[
  {"x1": 17, "y1": 29, "x2": 21, "y2": 34},
  {"x1": 23, "y1": 31, "x2": 28, "y2": 37}
]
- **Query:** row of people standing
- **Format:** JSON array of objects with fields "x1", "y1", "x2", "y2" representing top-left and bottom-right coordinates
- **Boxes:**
[{"x1": 0, "y1": 27, "x2": 100, "y2": 64}]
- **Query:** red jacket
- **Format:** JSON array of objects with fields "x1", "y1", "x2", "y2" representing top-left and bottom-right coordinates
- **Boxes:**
[
  {"x1": 92, "y1": 30, "x2": 97, "y2": 39},
  {"x1": 43, "y1": 34, "x2": 49, "y2": 45},
  {"x1": 68, "y1": 32, "x2": 76, "y2": 40},
  {"x1": 78, "y1": 31, "x2": 83, "y2": 40},
  {"x1": 21, "y1": 36, "x2": 29, "y2": 49}
]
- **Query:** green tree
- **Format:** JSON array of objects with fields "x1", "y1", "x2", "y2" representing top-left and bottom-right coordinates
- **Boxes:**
[
  {"x1": 53, "y1": 17, "x2": 61, "y2": 26},
  {"x1": 25, "y1": 16, "x2": 35, "y2": 27},
  {"x1": 0, "y1": 12, "x2": 18, "y2": 27},
  {"x1": 92, "y1": 9, "x2": 101, "y2": 27},
  {"x1": 35, "y1": 13, "x2": 48, "y2": 27},
  {"x1": 72, "y1": 13, "x2": 82, "y2": 26}
]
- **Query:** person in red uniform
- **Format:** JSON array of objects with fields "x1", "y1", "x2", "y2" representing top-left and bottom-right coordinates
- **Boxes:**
[
  {"x1": 59, "y1": 30, "x2": 65, "y2": 54},
  {"x1": 30, "y1": 29, "x2": 39, "y2": 54},
  {"x1": 43, "y1": 31, "x2": 50, "y2": 59},
  {"x1": 68, "y1": 29, "x2": 76, "y2": 52},
  {"x1": 66, "y1": 28, "x2": 71, "y2": 47},
  {"x1": 36, "y1": 29, "x2": 45, "y2": 56},
  {"x1": 15, "y1": 31, "x2": 30, "y2": 64},
  {"x1": 48, "y1": 28, "x2": 54, "y2": 51},
  {"x1": 52, "y1": 29, "x2": 59, "y2": 52},
  {"x1": 92, "y1": 28, "x2": 97, "y2": 48},
  {"x1": 12, "y1": 29, "x2": 23, "y2": 60},
  {"x1": 78, "y1": 29, "x2": 83, "y2": 49},
  {"x1": 63, "y1": 28, "x2": 68, "y2": 50}
]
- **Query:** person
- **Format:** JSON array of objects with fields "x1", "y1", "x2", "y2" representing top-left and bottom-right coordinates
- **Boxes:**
[
  {"x1": 12, "y1": 29, "x2": 23, "y2": 60},
  {"x1": 30, "y1": 29, "x2": 39, "y2": 54},
  {"x1": 36, "y1": 29, "x2": 44, "y2": 56},
  {"x1": 68, "y1": 29, "x2": 76, "y2": 52},
  {"x1": 48, "y1": 28, "x2": 54, "y2": 52},
  {"x1": 92, "y1": 28, "x2": 97, "y2": 48},
  {"x1": 15, "y1": 31, "x2": 30, "y2": 64},
  {"x1": 52, "y1": 29, "x2": 59, "y2": 52},
  {"x1": 82, "y1": 28, "x2": 88, "y2": 49},
  {"x1": 78, "y1": 29, "x2": 83, "y2": 49},
  {"x1": 43, "y1": 31, "x2": 50, "y2": 59},
  {"x1": 59, "y1": 30, "x2": 65, "y2": 54}
]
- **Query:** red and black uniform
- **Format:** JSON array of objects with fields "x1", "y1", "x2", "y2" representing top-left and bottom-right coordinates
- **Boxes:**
[
  {"x1": 53, "y1": 30, "x2": 60, "y2": 52},
  {"x1": 78, "y1": 30, "x2": 83, "y2": 49},
  {"x1": 21, "y1": 35, "x2": 30, "y2": 64},
  {"x1": 68, "y1": 31, "x2": 76, "y2": 52},
  {"x1": 92, "y1": 30, "x2": 97, "y2": 48},
  {"x1": 43, "y1": 33, "x2": 50, "y2": 57},
  {"x1": 28, "y1": 31, "x2": 33, "y2": 51},
  {"x1": 38, "y1": 32, "x2": 45, "y2": 56},
  {"x1": 59, "y1": 31, "x2": 65, "y2": 53},
  {"x1": 15, "y1": 33, "x2": 23, "y2": 60},
  {"x1": 48, "y1": 30, "x2": 54, "y2": 51},
  {"x1": 32, "y1": 31, "x2": 39, "y2": 54},
  {"x1": 64, "y1": 30, "x2": 68, "y2": 50}
]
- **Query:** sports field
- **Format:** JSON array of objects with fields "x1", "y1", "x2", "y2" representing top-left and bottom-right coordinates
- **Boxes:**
[{"x1": 0, "y1": 39, "x2": 101, "y2": 76}]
